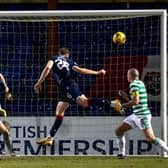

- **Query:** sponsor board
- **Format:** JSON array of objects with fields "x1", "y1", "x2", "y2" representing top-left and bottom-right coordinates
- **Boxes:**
[{"x1": 0, "y1": 116, "x2": 162, "y2": 155}]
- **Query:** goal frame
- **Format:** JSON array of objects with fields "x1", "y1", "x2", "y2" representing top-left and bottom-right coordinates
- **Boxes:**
[{"x1": 0, "y1": 9, "x2": 166, "y2": 157}]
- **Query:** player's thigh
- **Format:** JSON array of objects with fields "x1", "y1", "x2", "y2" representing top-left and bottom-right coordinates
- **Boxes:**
[
  {"x1": 68, "y1": 82, "x2": 81, "y2": 102},
  {"x1": 76, "y1": 94, "x2": 88, "y2": 107},
  {"x1": 0, "y1": 121, "x2": 8, "y2": 134},
  {"x1": 56, "y1": 101, "x2": 70, "y2": 116},
  {"x1": 135, "y1": 115, "x2": 152, "y2": 130},
  {"x1": 115, "y1": 121, "x2": 132, "y2": 136}
]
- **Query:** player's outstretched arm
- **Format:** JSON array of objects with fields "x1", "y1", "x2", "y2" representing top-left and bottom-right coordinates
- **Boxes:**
[
  {"x1": 0, "y1": 73, "x2": 9, "y2": 93},
  {"x1": 0, "y1": 73, "x2": 12, "y2": 101},
  {"x1": 72, "y1": 66, "x2": 106, "y2": 76},
  {"x1": 34, "y1": 60, "x2": 54, "y2": 93}
]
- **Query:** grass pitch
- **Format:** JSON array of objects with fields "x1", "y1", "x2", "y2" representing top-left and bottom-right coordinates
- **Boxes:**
[{"x1": 0, "y1": 156, "x2": 168, "y2": 168}]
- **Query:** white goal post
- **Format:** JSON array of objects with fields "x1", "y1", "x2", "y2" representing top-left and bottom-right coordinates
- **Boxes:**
[{"x1": 0, "y1": 10, "x2": 166, "y2": 157}]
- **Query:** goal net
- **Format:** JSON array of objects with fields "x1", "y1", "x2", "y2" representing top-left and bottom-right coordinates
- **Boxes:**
[{"x1": 0, "y1": 10, "x2": 166, "y2": 156}]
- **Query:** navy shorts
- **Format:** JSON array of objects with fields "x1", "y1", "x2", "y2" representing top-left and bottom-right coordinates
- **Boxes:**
[{"x1": 58, "y1": 79, "x2": 82, "y2": 103}]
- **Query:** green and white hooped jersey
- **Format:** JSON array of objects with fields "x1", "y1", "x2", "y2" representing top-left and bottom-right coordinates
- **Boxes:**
[{"x1": 129, "y1": 80, "x2": 151, "y2": 116}]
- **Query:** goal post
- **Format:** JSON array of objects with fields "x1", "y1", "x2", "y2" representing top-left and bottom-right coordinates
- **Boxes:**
[
  {"x1": 160, "y1": 10, "x2": 167, "y2": 157},
  {"x1": 0, "y1": 9, "x2": 166, "y2": 16},
  {"x1": 0, "y1": 10, "x2": 166, "y2": 156}
]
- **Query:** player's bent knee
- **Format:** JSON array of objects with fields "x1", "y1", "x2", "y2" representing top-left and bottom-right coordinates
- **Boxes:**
[
  {"x1": 115, "y1": 127, "x2": 123, "y2": 137},
  {"x1": 76, "y1": 96, "x2": 88, "y2": 107}
]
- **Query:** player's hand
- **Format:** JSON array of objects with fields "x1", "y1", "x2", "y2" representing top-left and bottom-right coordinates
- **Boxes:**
[
  {"x1": 97, "y1": 69, "x2": 106, "y2": 75},
  {"x1": 5, "y1": 92, "x2": 13, "y2": 101},
  {"x1": 0, "y1": 108, "x2": 7, "y2": 117},
  {"x1": 34, "y1": 83, "x2": 41, "y2": 93}
]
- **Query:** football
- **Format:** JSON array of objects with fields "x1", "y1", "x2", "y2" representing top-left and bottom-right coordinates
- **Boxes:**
[{"x1": 112, "y1": 32, "x2": 126, "y2": 45}]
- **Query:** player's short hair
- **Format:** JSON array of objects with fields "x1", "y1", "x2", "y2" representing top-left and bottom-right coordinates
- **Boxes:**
[
  {"x1": 128, "y1": 68, "x2": 139, "y2": 79},
  {"x1": 58, "y1": 48, "x2": 70, "y2": 55}
]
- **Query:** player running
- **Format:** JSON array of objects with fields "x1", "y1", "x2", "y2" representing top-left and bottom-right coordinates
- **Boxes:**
[
  {"x1": 0, "y1": 73, "x2": 13, "y2": 155},
  {"x1": 34, "y1": 48, "x2": 123, "y2": 146},
  {"x1": 115, "y1": 68, "x2": 168, "y2": 158}
]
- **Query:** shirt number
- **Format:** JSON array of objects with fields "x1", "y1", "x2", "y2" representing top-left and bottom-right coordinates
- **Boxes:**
[{"x1": 55, "y1": 59, "x2": 70, "y2": 71}]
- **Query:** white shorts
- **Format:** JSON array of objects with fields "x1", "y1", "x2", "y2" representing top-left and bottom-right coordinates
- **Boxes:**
[{"x1": 123, "y1": 113, "x2": 152, "y2": 130}]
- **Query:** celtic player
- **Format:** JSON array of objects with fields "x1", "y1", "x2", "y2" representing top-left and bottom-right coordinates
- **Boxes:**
[{"x1": 115, "y1": 68, "x2": 168, "y2": 158}]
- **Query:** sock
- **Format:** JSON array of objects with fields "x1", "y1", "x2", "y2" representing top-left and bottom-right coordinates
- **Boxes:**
[
  {"x1": 49, "y1": 115, "x2": 64, "y2": 138},
  {"x1": 153, "y1": 137, "x2": 168, "y2": 153},
  {"x1": 87, "y1": 97, "x2": 110, "y2": 108},
  {"x1": 3, "y1": 132, "x2": 13, "y2": 153},
  {"x1": 117, "y1": 136, "x2": 126, "y2": 155}
]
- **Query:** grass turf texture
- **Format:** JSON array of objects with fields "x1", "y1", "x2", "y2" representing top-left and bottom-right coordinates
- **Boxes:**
[{"x1": 0, "y1": 156, "x2": 168, "y2": 168}]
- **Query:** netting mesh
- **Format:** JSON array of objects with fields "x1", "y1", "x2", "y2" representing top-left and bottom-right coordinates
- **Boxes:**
[{"x1": 0, "y1": 15, "x2": 161, "y2": 117}]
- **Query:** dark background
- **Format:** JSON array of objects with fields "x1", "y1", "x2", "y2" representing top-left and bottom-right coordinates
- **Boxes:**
[{"x1": 0, "y1": 0, "x2": 165, "y2": 117}]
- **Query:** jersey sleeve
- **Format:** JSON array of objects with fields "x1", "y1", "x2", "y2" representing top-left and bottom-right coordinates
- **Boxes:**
[
  {"x1": 69, "y1": 58, "x2": 78, "y2": 67},
  {"x1": 50, "y1": 56, "x2": 57, "y2": 62},
  {"x1": 130, "y1": 82, "x2": 140, "y2": 98}
]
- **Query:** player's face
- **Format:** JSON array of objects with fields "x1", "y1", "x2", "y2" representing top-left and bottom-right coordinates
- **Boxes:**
[{"x1": 127, "y1": 70, "x2": 132, "y2": 82}]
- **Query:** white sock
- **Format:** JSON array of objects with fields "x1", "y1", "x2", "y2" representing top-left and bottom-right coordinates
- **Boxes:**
[
  {"x1": 117, "y1": 136, "x2": 126, "y2": 155},
  {"x1": 154, "y1": 137, "x2": 168, "y2": 153}
]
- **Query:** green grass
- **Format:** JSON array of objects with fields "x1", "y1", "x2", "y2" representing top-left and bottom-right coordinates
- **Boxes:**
[{"x1": 0, "y1": 156, "x2": 168, "y2": 168}]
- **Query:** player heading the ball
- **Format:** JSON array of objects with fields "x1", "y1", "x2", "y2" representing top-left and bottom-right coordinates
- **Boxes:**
[{"x1": 34, "y1": 47, "x2": 123, "y2": 146}]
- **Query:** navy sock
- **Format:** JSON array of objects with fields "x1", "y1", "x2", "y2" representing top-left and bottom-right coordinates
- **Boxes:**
[
  {"x1": 87, "y1": 97, "x2": 110, "y2": 108},
  {"x1": 49, "y1": 115, "x2": 64, "y2": 137}
]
